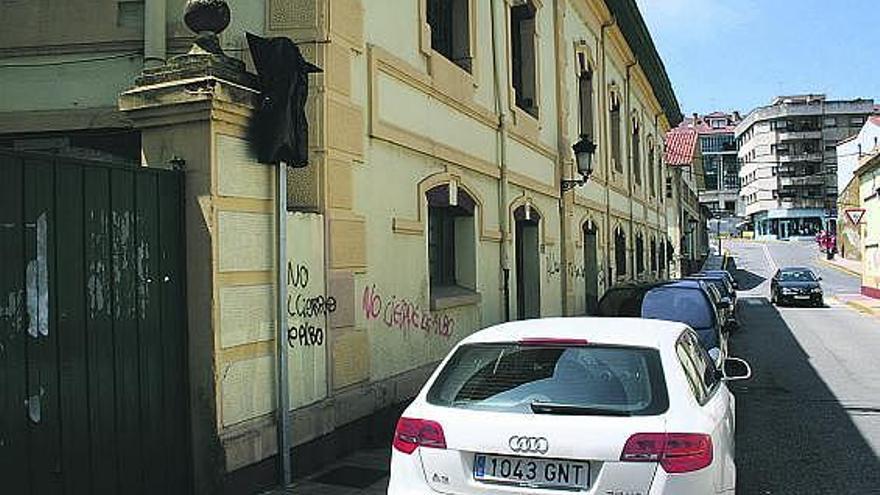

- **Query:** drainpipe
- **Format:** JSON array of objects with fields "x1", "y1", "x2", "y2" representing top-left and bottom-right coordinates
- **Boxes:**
[
  {"x1": 625, "y1": 61, "x2": 636, "y2": 280},
  {"x1": 144, "y1": 0, "x2": 167, "y2": 68},
  {"x1": 600, "y1": 19, "x2": 614, "y2": 289},
  {"x1": 490, "y1": 0, "x2": 511, "y2": 321},
  {"x1": 276, "y1": 163, "x2": 292, "y2": 486},
  {"x1": 552, "y1": 0, "x2": 569, "y2": 315}
]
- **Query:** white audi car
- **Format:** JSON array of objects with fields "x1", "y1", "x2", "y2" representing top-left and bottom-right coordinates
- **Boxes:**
[{"x1": 387, "y1": 318, "x2": 751, "y2": 494}]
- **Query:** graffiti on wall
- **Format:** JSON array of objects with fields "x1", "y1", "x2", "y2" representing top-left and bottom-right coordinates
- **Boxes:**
[
  {"x1": 361, "y1": 284, "x2": 454, "y2": 339},
  {"x1": 543, "y1": 251, "x2": 587, "y2": 280},
  {"x1": 286, "y1": 262, "x2": 335, "y2": 348},
  {"x1": 567, "y1": 262, "x2": 587, "y2": 280},
  {"x1": 545, "y1": 251, "x2": 561, "y2": 278}
]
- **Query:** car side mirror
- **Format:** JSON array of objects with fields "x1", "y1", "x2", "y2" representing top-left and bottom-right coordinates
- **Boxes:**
[
  {"x1": 721, "y1": 357, "x2": 752, "y2": 381},
  {"x1": 718, "y1": 299, "x2": 731, "y2": 309},
  {"x1": 817, "y1": 276, "x2": 823, "y2": 281},
  {"x1": 732, "y1": 282, "x2": 739, "y2": 290},
  {"x1": 708, "y1": 347, "x2": 721, "y2": 364}
]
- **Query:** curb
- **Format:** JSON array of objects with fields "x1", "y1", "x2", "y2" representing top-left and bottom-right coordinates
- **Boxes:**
[
  {"x1": 816, "y1": 256, "x2": 861, "y2": 278},
  {"x1": 830, "y1": 296, "x2": 880, "y2": 317}
]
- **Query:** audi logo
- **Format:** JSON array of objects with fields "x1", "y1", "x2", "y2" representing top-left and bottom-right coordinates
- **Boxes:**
[{"x1": 508, "y1": 436, "x2": 549, "y2": 454}]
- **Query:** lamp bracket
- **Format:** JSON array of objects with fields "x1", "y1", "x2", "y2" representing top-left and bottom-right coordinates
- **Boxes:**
[{"x1": 561, "y1": 177, "x2": 587, "y2": 192}]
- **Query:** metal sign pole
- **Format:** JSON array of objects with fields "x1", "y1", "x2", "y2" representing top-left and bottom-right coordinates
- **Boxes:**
[{"x1": 277, "y1": 161, "x2": 292, "y2": 486}]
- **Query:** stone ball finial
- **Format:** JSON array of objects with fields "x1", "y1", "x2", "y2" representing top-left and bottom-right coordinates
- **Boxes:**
[{"x1": 184, "y1": 0, "x2": 231, "y2": 35}]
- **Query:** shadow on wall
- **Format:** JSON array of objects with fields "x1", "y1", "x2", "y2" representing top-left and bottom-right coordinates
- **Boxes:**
[{"x1": 729, "y1": 297, "x2": 880, "y2": 493}]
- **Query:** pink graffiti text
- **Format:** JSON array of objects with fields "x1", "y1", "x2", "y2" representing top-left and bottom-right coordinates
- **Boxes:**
[{"x1": 361, "y1": 285, "x2": 454, "y2": 339}]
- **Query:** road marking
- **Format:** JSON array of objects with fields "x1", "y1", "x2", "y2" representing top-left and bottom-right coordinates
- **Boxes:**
[{"x1": 761, "y1": 242, "x2": 778, "y2": 273}]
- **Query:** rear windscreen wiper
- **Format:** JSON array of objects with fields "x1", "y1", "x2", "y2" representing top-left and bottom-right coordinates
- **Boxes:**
[{"x1": 530, "y1": 401, "x2": 632, "y2": 416}]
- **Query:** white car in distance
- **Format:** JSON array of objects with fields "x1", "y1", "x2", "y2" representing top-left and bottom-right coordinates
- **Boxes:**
[{"x1": 387, "y1": 317, "x2": 751, "y2": 495}]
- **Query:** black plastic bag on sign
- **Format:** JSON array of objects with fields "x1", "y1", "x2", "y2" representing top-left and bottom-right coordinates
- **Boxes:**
[{"x1": 246, "y1": 32, "x2": 322, "y2": 166}]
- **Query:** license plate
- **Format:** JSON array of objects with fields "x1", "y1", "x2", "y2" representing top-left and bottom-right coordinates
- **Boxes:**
[
  {"x1": 474, "y1": 454, "x2": 590, "y2": 490},
  {"x1": 794, "y1": 295, "x2": 810, "y2": 299}
]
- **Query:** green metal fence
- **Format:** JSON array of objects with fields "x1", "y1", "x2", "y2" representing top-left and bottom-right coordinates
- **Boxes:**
[{"x1": 0, "y1": 149, "x2": 191, "y2": 494}]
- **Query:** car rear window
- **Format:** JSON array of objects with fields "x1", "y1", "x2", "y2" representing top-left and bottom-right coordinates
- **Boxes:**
[
  {"x1": 597, "y1": 288, "x2": 645, "y2": 317},
  {"x1": 426, "y1": 343, "x2": 668, "y2": 416},
  {"x1": 704, "y1": 279, "x2": 729, "y2": 297},
  {"x1": 780, "y1": 270, "x2": 816, "y2": 282},
  {"x1": 642, "y1": 288, "x2": 714, "y2": 329}
]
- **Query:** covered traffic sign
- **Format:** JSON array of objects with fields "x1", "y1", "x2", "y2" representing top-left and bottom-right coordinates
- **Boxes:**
[{"x1": 845, "y1": 208, "x2": 866, "y2": 226}]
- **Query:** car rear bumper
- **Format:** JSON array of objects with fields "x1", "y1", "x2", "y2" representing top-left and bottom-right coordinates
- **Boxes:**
[
  {"x1": 779, "y1": 294, "x2": 822, "y2": 305},
  {"x1": 388, "y1": 449, "x2": 724, "y2": 495},
  {"x1": 648, "y1": 467, "x2": 722, "y2": 494}
]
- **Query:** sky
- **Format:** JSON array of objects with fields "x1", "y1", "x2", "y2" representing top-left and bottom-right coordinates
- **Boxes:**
[{"x1": 635, "y1": 0, "x2": 880, "y2": 116}]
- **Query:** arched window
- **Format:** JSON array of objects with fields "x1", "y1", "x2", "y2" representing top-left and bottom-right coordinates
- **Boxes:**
[
  {"x1": 426, "y1": 0, "x2": 472, "y2": 72},
  {"x1": 578, "y1": 53, "x2": 594, "y2": 140},
  {"x1": 632, "y1": 119, "x2": 641, "y2": 185},
  {"x1": 427, "y1": 184, "x2": 476, "y2": 293},
  {"x1": 511, "y1": 0, "x2": 538, "y2": 118},
  {"x1": 610, "y1": 94, "x2": 622, "y2": 172},
  {"x1": 648, "y1": 138, "x2": 656, "y2": 197}
]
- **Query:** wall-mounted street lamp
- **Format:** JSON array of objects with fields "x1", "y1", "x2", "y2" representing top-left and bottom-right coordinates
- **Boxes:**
[{"x1": 562, "y1": 135, "x2": 597, "y2": 192}]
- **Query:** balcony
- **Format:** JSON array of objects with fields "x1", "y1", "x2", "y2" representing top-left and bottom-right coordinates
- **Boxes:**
[
  {"x1": 777, "y1": 130, "x2": 822, "y2": 141},
  {"x1": 777, "y1": 152, "x2": 824, "y2": 163},
  {"x1": 778, "y1": 198, "x2": 826, "y2": 209},
  {"x1": 778, "y1": 175, "x2": 827, "y2": 187}
]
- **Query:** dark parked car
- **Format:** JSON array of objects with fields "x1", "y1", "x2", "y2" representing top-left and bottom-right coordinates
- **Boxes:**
[
  {"x1": 698, "y1": 269, "x2": 739, "y2": 290},
  {"x1": 771, "y1": 267, "x2": 824, "y2": 307},
  {"x1": 641, "y1": 280, "x2": 728, "y2": 364},
  {"x1": 687, "y1": 274, "x2": 738, "y2": 329},
  {"x1": 599, "y1": 280, "x2": 727, "y2": 363},
  {"x1": 596, "y1": 281, "x2": 667, "y2": 317}
]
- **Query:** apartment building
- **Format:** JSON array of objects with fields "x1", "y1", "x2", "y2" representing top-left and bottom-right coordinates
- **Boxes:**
[
  {"x1": 0, "y1": 0, "x2": 682, "y2": 493},
  {"x1": 736, "y1": 94, "x2": 874, "y2": 240},
  {"x1": 674, "y1": 112, "x2": 742, "y2": 236}
]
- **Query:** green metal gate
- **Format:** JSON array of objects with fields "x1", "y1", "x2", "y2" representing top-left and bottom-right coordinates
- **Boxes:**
[{"x1": 0, "y1": 149, "x2": 191, "y2": 494}]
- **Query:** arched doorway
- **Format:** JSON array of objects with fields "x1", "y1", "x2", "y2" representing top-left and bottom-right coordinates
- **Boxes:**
[
  {"x1": 614, "y1": 226, "x2": 627, "y2": 282},
  {"x1": 635, "y1": 231, "x2": 645, "y2": 277},
  {"x1": 583, "y1": 221, "x2": 599, "y2": 315},
  {"x1": 514, "y1": 205, "x2": 541, "y2": 319}
]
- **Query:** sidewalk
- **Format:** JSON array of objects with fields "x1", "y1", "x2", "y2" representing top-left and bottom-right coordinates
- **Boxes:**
[
  {"x1": 262, "y1": 448, "x2": 390, "y2": 495},
  {"x1": 832, "y1": 293, "x2": 880, "y2": 317},
  {"x1": 814, "y1": 256, "x2": 880, "y2": 316},
  {"x1": 818, "y1": 255, "x2": 861, "y2": 277}
]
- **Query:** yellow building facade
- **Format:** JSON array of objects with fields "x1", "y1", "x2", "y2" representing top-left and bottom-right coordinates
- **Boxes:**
[
  {"x1": 856, "y1": 154, "x2": 880, "y2": 297},
  {"x1": 235, "y1": 0, "x2": 682, "y2": 479}
]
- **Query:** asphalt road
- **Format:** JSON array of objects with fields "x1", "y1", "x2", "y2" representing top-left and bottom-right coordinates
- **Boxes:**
[{"x1": 726, "y1": 240, "x2": 880, "y2": 494}]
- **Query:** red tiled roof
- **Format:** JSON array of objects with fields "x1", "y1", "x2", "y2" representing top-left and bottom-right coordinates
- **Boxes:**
[{"x1": 664, "y1": 127, "x2": 698, "y2": 166}]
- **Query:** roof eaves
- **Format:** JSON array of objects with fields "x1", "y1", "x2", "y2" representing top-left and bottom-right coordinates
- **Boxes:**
[{"x1": 605, "y1": 0, "x2": 683, "y2": 127}]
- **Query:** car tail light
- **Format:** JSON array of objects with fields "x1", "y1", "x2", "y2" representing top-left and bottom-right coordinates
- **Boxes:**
[
  {"x1": 392, "y1": 418, "x2": 447, "y2": 454},
  {"x1": 519, "y1": 338, "x2": 589, "y2": 347},
  {"x1": 621, "y1": 433, "x2": 713, "y2": 473}
]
